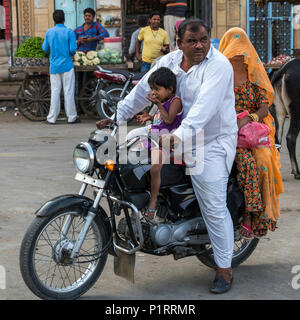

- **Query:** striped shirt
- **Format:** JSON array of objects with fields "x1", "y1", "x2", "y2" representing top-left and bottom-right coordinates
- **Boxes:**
[{"x1": 165, "y1": 0, "x2": 187, "y2": 17}]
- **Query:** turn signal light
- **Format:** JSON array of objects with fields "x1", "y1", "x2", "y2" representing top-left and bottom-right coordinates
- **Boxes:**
[{"x1": 104, "y1": 160, "x2": 114, "y2": 171}]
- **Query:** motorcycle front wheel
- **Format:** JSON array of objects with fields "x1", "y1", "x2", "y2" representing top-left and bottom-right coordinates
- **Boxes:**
[
  {"x1": 19, "y1": 207, "x2": 109, "y2": 300},
  {"x1": 196, "y1": 236, "x2": 259, "y2": 269}
]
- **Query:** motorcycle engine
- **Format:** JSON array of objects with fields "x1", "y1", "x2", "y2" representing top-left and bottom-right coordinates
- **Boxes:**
[
  {"x1": 117, "y1": 215, "x2": 207, "y2": 249},
  {"x1": 117, "y1": 216, "x2": 155, "y2": 249}
]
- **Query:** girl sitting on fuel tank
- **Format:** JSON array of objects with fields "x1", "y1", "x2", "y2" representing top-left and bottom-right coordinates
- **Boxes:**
[{"x1": 126, "y1": 67, "x2": 183, "y2": 220}]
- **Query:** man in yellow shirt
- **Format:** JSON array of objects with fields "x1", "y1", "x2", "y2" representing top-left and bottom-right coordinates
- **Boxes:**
[{"x1": 136, "y1": 11, "x2": 169, "y2": 72}]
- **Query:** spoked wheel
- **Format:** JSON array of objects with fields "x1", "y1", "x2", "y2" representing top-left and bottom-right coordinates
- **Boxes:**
[
  {"x1": 20, "y1": 208, "x2": 109, "y2": 300},
  {"x1": 78, "y1": 77, "x2": 102, "y2": 119},
  {"x1": 196, "y1": 232, "x2": 259, "y2": 269},
  {"x1": 17, "y1": 75, "x2": 51, "y2": 121},
  {"x1": 97, "y1": 84, "x2": 130, "y2": 119}
]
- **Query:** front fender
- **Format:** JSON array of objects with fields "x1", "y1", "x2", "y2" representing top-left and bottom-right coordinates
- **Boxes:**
[
  {"x1": 35, "y1": 194, "x2": 92, "y2": 217},
  {"x1": 35, "y1": 194, "x2": 116, "y2": 256}
]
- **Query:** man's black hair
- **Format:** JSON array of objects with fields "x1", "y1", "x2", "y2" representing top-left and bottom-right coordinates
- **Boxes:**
[
  {"x1": 177, "y1": 18, "x2": 211, "y2": 40},
  {"x1": 148, "y1": 67, "x2": 177, "y2": 94},
  {"x1": 138, "y1": 15, "x2": 148, "y2": 27},
  {"x1": 149, "y1": 11, "x2": 161, "y2": 19},
  {"x1": 84, "y1": 8, "x2": 96, "y2": 17},
  {"x1": 53, "y1": 10, "x2": 65, "y2": 24}
]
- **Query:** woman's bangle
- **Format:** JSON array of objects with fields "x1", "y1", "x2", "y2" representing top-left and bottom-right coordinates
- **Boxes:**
[{"x1": 249, "y1": 113, "x2": 259, "y2": 122}]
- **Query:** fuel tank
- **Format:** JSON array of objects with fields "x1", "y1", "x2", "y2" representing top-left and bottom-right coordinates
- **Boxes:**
[{"x1": 119, "y1": 162, "x2": 188, "y2": 192}]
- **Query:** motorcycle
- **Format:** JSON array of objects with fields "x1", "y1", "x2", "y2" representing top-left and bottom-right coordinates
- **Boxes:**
[
  {"x1": 19, "y1": 117, "x2": 259, "y2": 300},
  {"x1": 78, "y1": 65, "x2": 147, "y2": 120},
  {"x1": 92, "y1": 65, "x2": 148, "y2": 119}
]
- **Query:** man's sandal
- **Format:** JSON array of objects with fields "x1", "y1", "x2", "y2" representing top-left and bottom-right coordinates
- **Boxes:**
[{"x1": 240, "y1": 223, "x2": 254, "y2": 240}]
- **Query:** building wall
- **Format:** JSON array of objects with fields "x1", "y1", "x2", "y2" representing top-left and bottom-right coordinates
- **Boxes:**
[
  {"x1": 294, "y1": 5, "x2": 300, "y2": 48},
  {"x1": 211, "y1": 0, "x2": 246, "y2": 39}
]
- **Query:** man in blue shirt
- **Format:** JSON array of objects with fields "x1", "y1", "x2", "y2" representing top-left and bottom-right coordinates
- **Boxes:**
[{"x1": 42, "y1": 10, "x2": 79, "y2": 124}]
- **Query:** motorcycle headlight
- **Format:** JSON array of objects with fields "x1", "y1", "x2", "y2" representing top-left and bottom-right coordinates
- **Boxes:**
[{"x1": 73, "y1": 142, "x2": 94, "y2": 173}]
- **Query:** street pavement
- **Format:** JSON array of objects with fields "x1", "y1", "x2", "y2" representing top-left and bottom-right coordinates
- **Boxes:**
[{"x1": 0, "y1": 108, "x2": 299, "y2": 300}]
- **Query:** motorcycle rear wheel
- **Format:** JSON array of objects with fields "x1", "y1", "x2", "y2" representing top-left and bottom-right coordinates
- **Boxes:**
[
  {"x1": 196, "y1": 236, "x2": 259, "y2": 269},
  {"x1": 19, "y1": 207, "x2": 109, "y2": 300}
]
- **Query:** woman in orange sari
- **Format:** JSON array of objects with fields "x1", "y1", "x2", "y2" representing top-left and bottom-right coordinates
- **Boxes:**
[{"x1": 219, "y1": 27, "x2": 284, "y2": 239}]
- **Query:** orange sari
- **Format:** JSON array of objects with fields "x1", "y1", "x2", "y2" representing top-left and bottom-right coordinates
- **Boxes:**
[{"x1": 219, "y1": 27, "x2": 284, "y2": 230}]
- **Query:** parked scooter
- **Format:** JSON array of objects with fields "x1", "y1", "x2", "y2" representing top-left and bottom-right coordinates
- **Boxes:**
[{"x1": 19, "y1": 115, "x2": 259, "y2": 300}]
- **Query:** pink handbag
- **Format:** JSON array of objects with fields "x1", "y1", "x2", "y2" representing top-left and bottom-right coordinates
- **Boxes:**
[{"x1": 237, "y1": 111, "x2": 271, "y2": 148}]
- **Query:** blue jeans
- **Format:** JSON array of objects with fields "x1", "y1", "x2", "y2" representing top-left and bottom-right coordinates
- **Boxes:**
[{"x1": 141, "y1": 61, "x2": 151, "y2": 72}]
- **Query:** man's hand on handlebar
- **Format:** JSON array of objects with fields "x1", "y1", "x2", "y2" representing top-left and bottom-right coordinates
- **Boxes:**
[
  {"x1": 96, "y1": 119, "x2": 113, "y2": 129},
  {"x1": 136, "y1": 110, "x2": 153, "y2": 125}
]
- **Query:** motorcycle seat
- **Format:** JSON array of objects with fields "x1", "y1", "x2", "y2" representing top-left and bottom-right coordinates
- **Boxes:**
[{"x1": 110, "y1": 69, "x2": 148, "y2": 80}]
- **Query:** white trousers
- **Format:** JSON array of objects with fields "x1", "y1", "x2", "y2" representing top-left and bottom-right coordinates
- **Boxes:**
[
  {"x1": 126, "y1": 125, "x2": 151, "y2": 141},
  {"x1": 164, "y1": 15, "x2": 185, "y2": 51},
  {"x1": 190, "y1": 160, "x2": 234, "y2": 269},
  {"x1": 48, "y1": 68, "x2": 77, "y2": 123}
]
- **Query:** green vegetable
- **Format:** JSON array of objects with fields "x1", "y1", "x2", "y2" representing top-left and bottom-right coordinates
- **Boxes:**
[
  {"x1": 14, "y1": 37, "x2": 49, "y2": 58},
  {"x1": 97, "y1": 48, "x2": 122, "y2": 64}
]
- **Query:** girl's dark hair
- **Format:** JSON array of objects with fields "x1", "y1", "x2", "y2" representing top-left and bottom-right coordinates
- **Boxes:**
[
  {"x1": 178, "y1": 18, "x2": 211, "y2": 40},
  {"x1": 84, "y1": 8, "x2": 96, "y2": 17},
  {"x1": 148, "y1": 67, "x2": 177, "y2": 94},
  {"x1": 53, "y1": 10, "x2": 65, "y2": 24}
]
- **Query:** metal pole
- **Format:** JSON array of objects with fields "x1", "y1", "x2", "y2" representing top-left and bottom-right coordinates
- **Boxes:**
[
  {"x1": 254, "y1": 1, "x2": 257, "y2": 50},
  {"x1": 16, "y1": 0, "x2": 20, "y2": 47},
  {"x1": 9, "y1": 0, "x2": 13, "y2": 67}
]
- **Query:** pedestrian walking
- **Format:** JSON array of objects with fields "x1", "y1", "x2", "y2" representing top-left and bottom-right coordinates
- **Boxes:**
[
  {"x1": 42, "y1": 10, "x2": 79, "y2": 124},
  {"x1": 128, "y1": 15, "x2": 148, "y2": 61},
  {"x1": 160, "y1": 0, "x2": 187, "y2": 51},
  {"x1": 136, "y1": 11, "x2": 169, "y2": 72}
]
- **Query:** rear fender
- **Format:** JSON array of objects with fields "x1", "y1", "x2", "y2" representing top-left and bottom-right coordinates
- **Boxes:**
[{"x1": 35, "y1": 194, "x2": 116, "y2": 256}]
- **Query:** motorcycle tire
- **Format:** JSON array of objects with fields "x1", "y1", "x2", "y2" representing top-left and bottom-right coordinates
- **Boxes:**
[
  {"x1": 97, "y1": 84, "x2": 130, "y2": 119},
  {"x1": 19, "y1": 206, "x2": 109, "y2": 300},
  {"x1": 196, "y1": 237, "x2": 259, "y2": 269}
]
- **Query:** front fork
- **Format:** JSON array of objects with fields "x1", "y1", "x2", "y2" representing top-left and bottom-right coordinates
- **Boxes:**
[{"x1": 61, "y1": 173, "x2": 110, "y2": 260}]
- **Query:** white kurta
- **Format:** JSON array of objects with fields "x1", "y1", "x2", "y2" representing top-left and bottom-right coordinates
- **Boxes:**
[
  {"x1": 117, "y1": 46, "x2": 237, "y2": 176},
  {"x1": 116, "y1": 46, "x2": 238, "y2": 268}
]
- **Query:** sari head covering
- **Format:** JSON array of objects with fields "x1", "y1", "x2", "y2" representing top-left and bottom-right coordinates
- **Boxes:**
[{"x1": 219, "y1": 27, "x2": 274, "y2": 106}]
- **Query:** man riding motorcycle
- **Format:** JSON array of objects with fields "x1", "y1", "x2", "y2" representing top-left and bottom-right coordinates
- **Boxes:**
[{"x1": 96, "y1": 18, "x2": 238, "y2": 294}]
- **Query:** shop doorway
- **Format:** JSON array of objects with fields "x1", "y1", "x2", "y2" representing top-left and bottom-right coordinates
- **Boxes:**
[{"x1": 55, "y1": 0, "x2": 95, "y2": 30}]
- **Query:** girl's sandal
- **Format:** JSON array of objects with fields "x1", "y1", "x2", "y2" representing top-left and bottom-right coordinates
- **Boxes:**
[
  {"x1": 144, "y1": 207, "x2": 157, "y2": 220},
  {"x1": 240, "y1": 223, "x2": 254, "y2": 240}
]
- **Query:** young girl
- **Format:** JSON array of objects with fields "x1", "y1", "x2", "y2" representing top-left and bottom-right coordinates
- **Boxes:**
[{"x1": 144, "y1": 67, "x2": 183, "y2": 219}]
